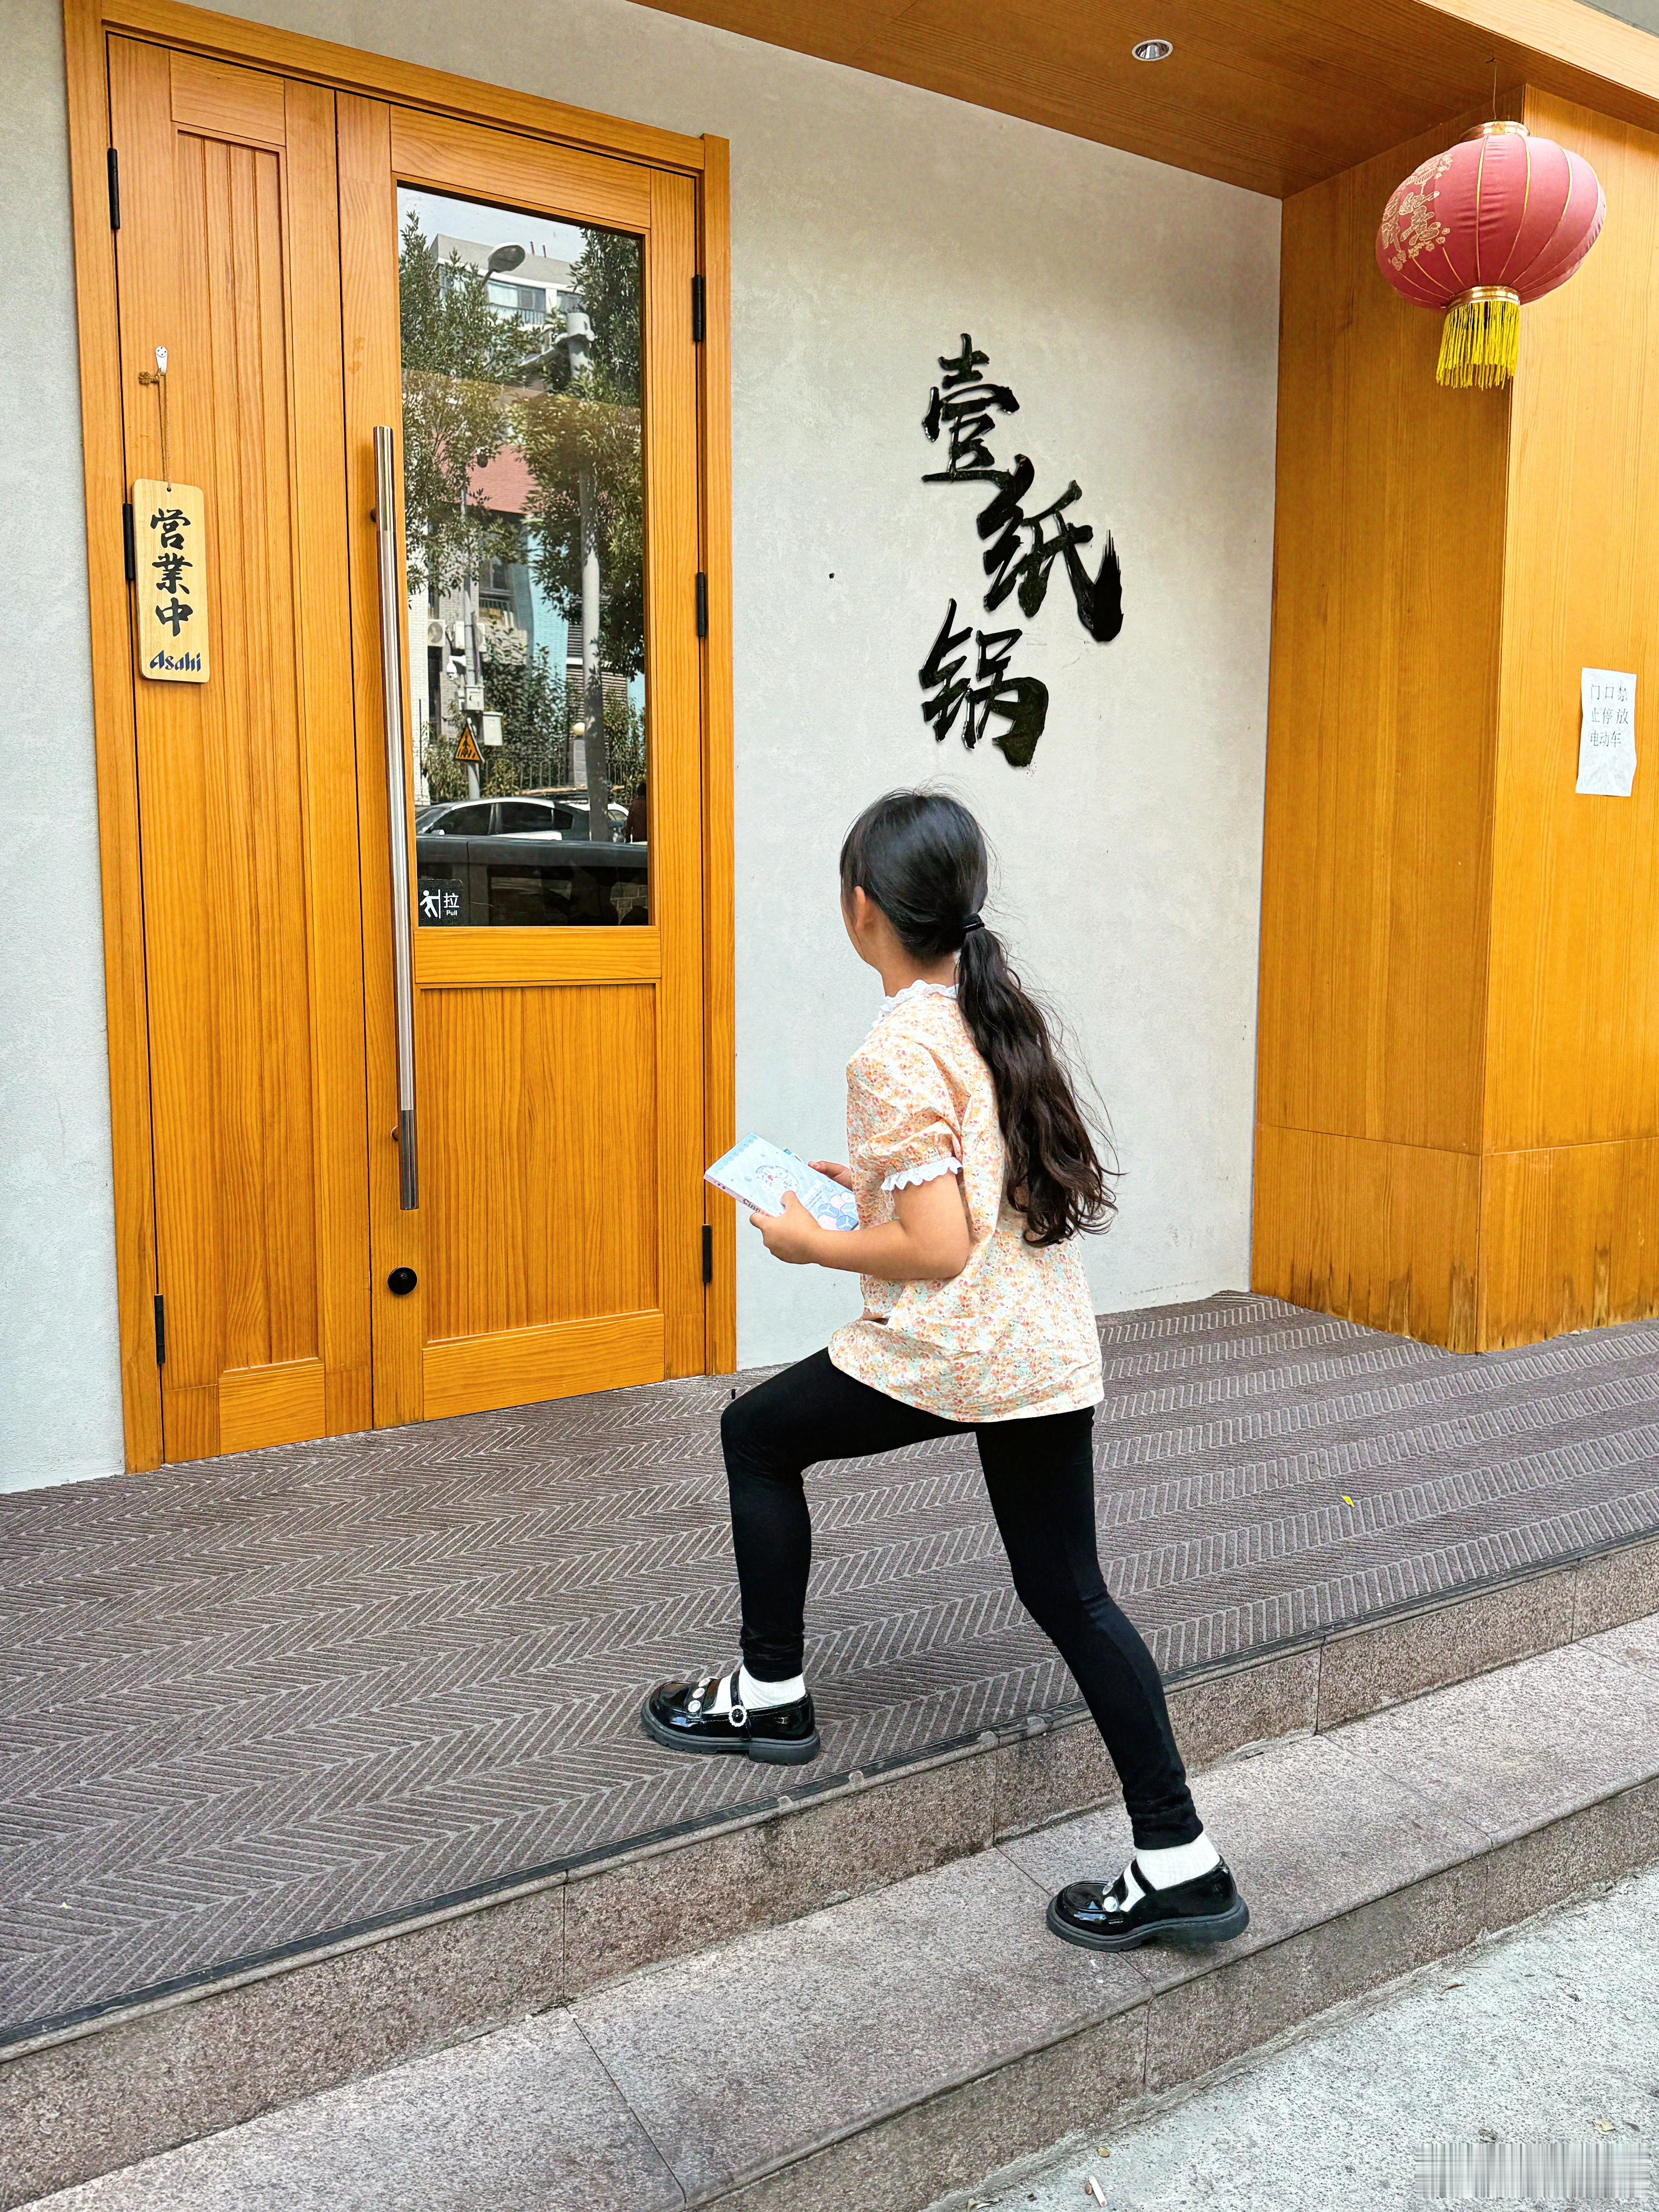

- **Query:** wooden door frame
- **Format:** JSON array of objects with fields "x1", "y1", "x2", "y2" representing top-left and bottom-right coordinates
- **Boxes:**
[{"x1": 62, "y1": 0, "x2": 736, "y2": 1471}]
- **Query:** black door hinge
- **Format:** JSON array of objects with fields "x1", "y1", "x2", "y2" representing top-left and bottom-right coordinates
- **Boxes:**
[
  {"x1": 123, "y1": 502, "x2": 136, "y2": 583},
  {"x1": 107, "y1": 147, "x2": 121, "y2": 231},
  {"x1": 702, "y1": 1224, "x2": 714, "y2": 1285},
  {"x1": 695, "y1": 572, "x2": 709, "y2": 639},
  {"x1": 153, "y1": 1293, "x2": 167, "y2": 1366},
  {"x1": 691, "y1": 273, "x2": 706, "y2": 344}
]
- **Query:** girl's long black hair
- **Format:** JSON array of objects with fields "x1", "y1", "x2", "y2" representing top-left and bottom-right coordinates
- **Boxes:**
[{"x1": 839, "y1": 789, "x2": 1116, "y2": 1248}]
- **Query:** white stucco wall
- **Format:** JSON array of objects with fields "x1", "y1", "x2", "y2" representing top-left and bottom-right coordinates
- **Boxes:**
[
  {"x1": 0, "y1": 0, "x2": 127, "y2": 1490},
  {"x1": 0, "y1": 0, "x2": 1278, "y2": 1488}
]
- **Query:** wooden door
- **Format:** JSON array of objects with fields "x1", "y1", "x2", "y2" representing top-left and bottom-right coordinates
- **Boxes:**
[
  {"x1": 339, "y1": 104, "x2": 707, "y2": 1424},
  {"x1": 111, "y1": 38, "x2": 370, "y2": 1460}
]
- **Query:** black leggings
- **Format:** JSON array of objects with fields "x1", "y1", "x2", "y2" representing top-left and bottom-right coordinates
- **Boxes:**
[{"x1": 720, "y1": 1348, "x2": 1202, "y2": 1849}]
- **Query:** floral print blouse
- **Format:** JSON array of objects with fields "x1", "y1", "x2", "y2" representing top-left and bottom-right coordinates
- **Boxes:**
[{"x1": 827, "y1": 982, "x2": 1104, "y2": 1423}]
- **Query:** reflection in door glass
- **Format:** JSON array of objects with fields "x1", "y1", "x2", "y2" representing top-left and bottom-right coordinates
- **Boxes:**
[{"x1": 398, "y1": 187, "x2": 648, "y2": 927}]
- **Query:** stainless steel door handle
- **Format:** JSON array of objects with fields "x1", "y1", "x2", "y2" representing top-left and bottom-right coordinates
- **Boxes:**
[{"x1": 374, "y1": 425, "x2": 418, "y2": 1211}]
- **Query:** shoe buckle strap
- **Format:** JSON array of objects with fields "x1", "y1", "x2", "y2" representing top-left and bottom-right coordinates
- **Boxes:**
[{"x1": 1105, "y1": 1859, "x2": 1146, "y2": 1912}]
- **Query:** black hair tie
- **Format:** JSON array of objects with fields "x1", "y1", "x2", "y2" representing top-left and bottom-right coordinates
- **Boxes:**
[{"x1": 960, "y1": 914, "x2": 985, "y2": 935}]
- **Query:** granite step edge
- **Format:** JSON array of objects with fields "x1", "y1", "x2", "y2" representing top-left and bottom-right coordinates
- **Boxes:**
[
  {"x1": 634, "y1": 1636, "x2": 1659, "y2": 2211},
  {"x1": 690, "y1": 1779, "x2": 1659, "y2": 2212}
]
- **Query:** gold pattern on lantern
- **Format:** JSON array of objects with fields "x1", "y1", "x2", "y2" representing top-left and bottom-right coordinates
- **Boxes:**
[{"x1": 1380, "y1": 154, "x2": 1453, "y2": 270}]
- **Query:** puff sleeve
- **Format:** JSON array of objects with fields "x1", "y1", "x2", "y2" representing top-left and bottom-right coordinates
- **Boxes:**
[{"x1": 846, "y1": 1034, "x2": 963, "y2": 1194}]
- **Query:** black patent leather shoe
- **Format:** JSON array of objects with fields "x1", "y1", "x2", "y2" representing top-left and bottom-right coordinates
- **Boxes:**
[
  {"x1": 642, "y1": 1665, "x2": 820, "y2": 1765},
  {"x1": 1047, "y1": 1858, "x2": 1249, "y2": 1951}
]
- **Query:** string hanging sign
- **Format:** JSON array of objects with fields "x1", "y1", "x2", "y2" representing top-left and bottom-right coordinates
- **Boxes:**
[{"x1": 1375, "y1": 122, "x2": 1604, "y2": 390}]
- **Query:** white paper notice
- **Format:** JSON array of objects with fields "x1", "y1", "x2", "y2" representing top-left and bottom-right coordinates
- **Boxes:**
[{"x1": 1577, "y1": 669, "x2": 1638, "y2": 797}]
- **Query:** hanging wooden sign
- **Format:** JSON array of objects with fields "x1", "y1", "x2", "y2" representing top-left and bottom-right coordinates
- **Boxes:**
[{"x1": 132, "y1": 479, "x2": 210, "y2": 683}]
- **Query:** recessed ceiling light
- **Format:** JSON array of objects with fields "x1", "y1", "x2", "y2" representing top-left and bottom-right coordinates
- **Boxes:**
[{"x1": 1132, "y1": 37, "x2": 1174, "y2": 60}]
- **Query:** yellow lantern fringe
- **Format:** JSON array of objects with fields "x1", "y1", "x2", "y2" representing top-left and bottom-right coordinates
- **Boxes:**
[{"x1": 1436, "y1": 294, "x2": 1521, "y2": 389}]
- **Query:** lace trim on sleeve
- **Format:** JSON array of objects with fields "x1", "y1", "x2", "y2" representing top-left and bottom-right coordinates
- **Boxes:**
[{"x1": 881, "y1": 1156, "x2": 962, "y2": 1194}]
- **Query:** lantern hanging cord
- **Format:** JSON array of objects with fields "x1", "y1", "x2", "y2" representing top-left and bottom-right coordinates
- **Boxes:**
[{"x1": 1438, "y1": 290, "x2": 1520, "y2": 389}]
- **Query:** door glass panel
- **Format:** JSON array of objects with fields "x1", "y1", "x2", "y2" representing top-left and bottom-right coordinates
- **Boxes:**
[{"x1": 398, "y1": 187, "x2": 648, "y2": 927}]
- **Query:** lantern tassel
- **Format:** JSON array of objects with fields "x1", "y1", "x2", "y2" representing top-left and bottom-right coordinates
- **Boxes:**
[{"x1": 1436, "y1": 294, "x2": 1520, "y2": 389}]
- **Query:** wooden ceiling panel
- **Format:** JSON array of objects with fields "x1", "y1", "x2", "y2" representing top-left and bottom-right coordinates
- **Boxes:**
[{"x1": 631, "y1": 0, "x2": 1659, "y2": 195}]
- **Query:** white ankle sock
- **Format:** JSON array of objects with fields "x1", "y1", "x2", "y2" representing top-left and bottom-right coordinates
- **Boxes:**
[
  {"x1": 1135, "y1": 1832, "x2": 1221, "y2": 1889},
  {"x1": 706, "y1": 1664, "x2": 805, "y2": 1715},
  {"x1": 738, "y1": 1663, "x2": 805, "y2": 1710}
]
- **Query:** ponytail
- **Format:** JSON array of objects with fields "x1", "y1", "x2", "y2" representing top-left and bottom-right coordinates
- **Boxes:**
[{"x1": 839, "y1": 790, "x2": 1116, "y2": 1247}]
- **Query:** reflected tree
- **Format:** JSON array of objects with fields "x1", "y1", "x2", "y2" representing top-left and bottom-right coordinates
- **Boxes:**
[
  {"x1": 398, "y1": 211, "x2": 647, "y2": 826},
  {"x1": 397, "y1": 212, "x2": 538, "y2": 596},
  {"x1": 520, "y1": 230, "x2": 645, "y2": 683}
]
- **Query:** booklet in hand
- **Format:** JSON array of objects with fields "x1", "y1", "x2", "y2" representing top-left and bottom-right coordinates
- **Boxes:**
[{"x1": 705, "y1": 1134, "x2": 859, "y2": 1232}]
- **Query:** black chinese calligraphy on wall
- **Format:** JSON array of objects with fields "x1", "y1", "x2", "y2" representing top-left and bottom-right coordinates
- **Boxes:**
[
  {"x1": 131, "y1": 478, "x2": 210, "y2": 684},
  {"x1": 919, "y1": 335, "x2": 1120, "y2": 767}
]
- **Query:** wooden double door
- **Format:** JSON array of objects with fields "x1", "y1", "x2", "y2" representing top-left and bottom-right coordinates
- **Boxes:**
[{"x1": 111, "y1": 36, "x2": 710, "y2": 1460}]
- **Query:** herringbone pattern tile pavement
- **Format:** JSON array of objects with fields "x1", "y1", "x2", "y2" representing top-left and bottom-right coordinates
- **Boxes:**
[{"x1": 3, "y1": 1291, "x2": 1657, "y2": 2044}]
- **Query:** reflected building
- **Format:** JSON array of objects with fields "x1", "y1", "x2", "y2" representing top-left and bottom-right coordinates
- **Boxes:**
[{"x1": 409, "y1": 235, "x2": 576, "y2": 803}]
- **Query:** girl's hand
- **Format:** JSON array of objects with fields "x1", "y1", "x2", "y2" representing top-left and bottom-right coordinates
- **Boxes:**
[
  {"x1": 808, "y1": 1160, "x2": 853, "y2": 1189},
  {"x1": 750, "y1": 1190, "x2": 825, "y2": 1265}
]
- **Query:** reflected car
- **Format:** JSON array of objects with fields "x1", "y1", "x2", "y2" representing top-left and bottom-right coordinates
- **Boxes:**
[
  {"x1": 416, "y1": 794, "x2": 632, "y2": 840},
  {"x1": 414, "y1": 792, "x2": 647, "y2": 928}
]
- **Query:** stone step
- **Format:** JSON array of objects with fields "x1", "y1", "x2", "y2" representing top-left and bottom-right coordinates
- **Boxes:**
[
  {"x1": 4, "y1": 1530, "x2": 1657, "y2": 2208},
  {"x1": 16, "y1": 1605, "x2": 1659, "y2": 2212}
]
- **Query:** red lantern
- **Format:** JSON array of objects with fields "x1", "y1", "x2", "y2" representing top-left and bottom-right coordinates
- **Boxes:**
[{"x1": 1376, "y1": 121, "x2": 1605, "y2": 388}]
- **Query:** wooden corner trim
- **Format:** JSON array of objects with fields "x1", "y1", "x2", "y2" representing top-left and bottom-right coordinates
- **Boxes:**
[
  {"x1": 62, "y1": 0, "x2": 164, "y2": 1471},
  {"x1": 697, "y1": 134, "x2": 737, "y2": 1376}
]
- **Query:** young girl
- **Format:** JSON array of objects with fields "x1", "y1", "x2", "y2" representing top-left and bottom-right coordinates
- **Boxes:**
[{"x1": 643, "y1": 790, "x2": 1247, "y2": 1952}]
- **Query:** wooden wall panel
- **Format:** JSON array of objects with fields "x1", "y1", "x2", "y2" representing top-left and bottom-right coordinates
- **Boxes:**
[
  {"x1": 1472, "y1": 90, "x2": 1659, "y2": 1345},
  {"x1": 1258, "y1": 89, "x2": 1659, "y2": 1353},
  {"x1": 1257, "y1": 104, "x2": 1513, "y2": 1164},
  {"x1": 420, "y1": 985, "x2": 659, "y2": 1342},
  {"x1": 1253, "y1": 1125, "x2": 1482, "y2": 1350},
  {"x1": 170, "y1": 50, "x2": 286, "y2": 143},
  {"x1": 423, "y1": 1312, "x2": 664, "y2": 1422},
  {"x1": 1479, "y1": 1141, "x2": 1659, "y2": 1348},
  {"x1": 1486, "y1": 93, "x2": 1659, "y2": 1157},
  {"x1": 219, "y1": 1356, "x2": 327, "y2": 1453}
]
